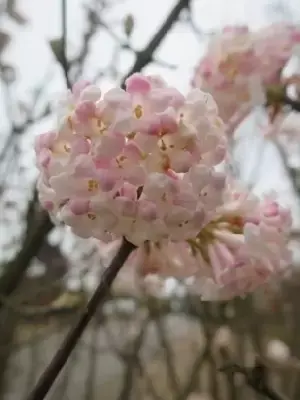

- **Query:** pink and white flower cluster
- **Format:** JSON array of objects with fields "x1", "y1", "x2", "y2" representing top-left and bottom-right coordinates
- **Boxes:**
[
  {"x1": 35, "y1": 74, "x2": 227, "y2": 245},
  {"x1": 192, "y1": 185, "x2": 292, "y2": 300},
  {"x1": 192, "y1": 23, "x2": 300, "y2": 123},
  {"x1": 128, "y1": 182, "x2": 292, "y2": 300},
  {"x1": 35, "y1": 73, "x2": 292, "y2": 300}
]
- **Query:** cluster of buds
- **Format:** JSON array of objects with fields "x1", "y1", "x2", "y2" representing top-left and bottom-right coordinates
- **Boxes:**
[
  {"x1": 35, "y1": 74, "x2": 226, "y2": 246},
  {"x1": 192, "y1": 23, "x2": 300, "y2": 124}
]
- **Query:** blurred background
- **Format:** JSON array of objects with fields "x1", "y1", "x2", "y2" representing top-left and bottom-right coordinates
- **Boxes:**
[{"x1": 1, "y1": 0, "x2": 300, "y2": 399}]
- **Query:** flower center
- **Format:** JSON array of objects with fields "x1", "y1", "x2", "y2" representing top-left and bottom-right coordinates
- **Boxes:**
[
  {"x1": 187, "y1": 214, "x2": 245, "y2": 262},
  {"x1": 219, "y1": 56, "x2": 239, "y2": 80},
  {"x1": 134, "y1": 105, "x2": 143, "y2": 119},
  {"x1": 87, "y1": 179, "x2": 99, "y2": 192},
  {"x1": 87, "y1": 212, "x2": 96, "y2": 220}
]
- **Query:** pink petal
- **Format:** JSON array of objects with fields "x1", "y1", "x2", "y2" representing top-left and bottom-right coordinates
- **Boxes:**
[
  {"x1": 138, "y1": 200, "x2": 158, "y2": 221},
  {"x1": 125, "y1": 73, "x2": 151, "y2": 94},
  {"x1": 37, "y1": 149, "x2": 52, "y2": 169},
  {"x1": 72, "y1": 80, "x2": 91, "y2": 99},
  {"x1": 69, "y1": 199, "x2": 90, "y2": 215},
  {"x1": 42, "y1": 200, "x2": 54, "y2": 211},
  {"x1": 75, "y1": 101, "x2": 96, "y2": 122},
  {"x1": 71, "y1": 137, "x2": 91, "y2": 155}
]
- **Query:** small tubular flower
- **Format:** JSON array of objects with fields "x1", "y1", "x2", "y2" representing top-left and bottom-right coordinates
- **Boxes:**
[{"x1": 35, "y1": 74, "x2": 227, "y2": 245}]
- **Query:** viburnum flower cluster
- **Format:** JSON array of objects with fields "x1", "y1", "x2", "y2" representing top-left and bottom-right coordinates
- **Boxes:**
[
  {"x1": 35, "y1": 73, "x2": 292, "y2": 300},
  {"x1": 192, "y1": 23, "x2": 300, "y2": 123},
  {"x1": 35, "y1": 73, "x2": 227, "y2": 246},
  {"x1": 128, "y1": 183, "x2": 292, "y2": 300}
]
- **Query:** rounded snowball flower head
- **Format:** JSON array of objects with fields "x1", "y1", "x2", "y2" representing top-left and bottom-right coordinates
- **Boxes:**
[{"x1": 35, "y1": 73, "x2": 227, "y2": 245}]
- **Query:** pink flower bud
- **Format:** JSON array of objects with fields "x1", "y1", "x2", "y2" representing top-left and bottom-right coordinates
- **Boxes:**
[
  {"x1": 72, "y1": 80, "x2": 91, "y2": 99},
  {"x1": 75, "y1": 101, "x2": 96, "y2": 123},
  {"x1": 69, "y1": 199, "x2": 90, "y2": 215},
  {"x1": 125, "y1": 73, "x2": 151, "y2": 94}
]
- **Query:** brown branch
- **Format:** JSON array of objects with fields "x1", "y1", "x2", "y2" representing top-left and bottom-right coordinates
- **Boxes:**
[
  {"x1": 219, "y1": 355, "x2": 290, "y2": 400},
  {"x1": 25, "y1": 238, "x2": 135, "y2": 400},
  {"x1": 153, "y1": 314, "x2": 180, "y2": 395},
  {"x1": 283, "y1": 96, "x2": 300, "y2": 112},
  {"x1": 0, "y1": 213, "x2": 53, "y2": 309},
  {"x1": 121, "y1": 0, "x2": 190, "y2": 86},
  {"x1": 61, "y1": 0, "x2": 71, "y2": 89},
  {"x1": 117, "y1": 321, "x2": 148, "y2": 400},
  {"x1": 175, "y1": 346, "x2": 209, "y2": 400},
  {"x1": 101, "y1": 315, "x2": 163, "y2": 400}
]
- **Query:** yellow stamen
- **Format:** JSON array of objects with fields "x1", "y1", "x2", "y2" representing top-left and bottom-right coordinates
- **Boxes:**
[
  {"x1": 134, "y1": 105, "x2": 143, "y2": 119},
  {"x1": 127, "y1": 132, "x2": 136, "y2": 139},
  {"x1": 87, "y1": 179, "x2": 99, "y2": 192},
  {"x1": 159, "y1": 139, "x2": 167, "y2": 151},
  {"x1": 67, "y1": 116, "x2": 73, "y2": 130},
  {"x1": 161, "y1": 154, "x2": 170, "y2": 171},
  {"x1": 64, "y1": 144, "x2": 70, "y2": 153},
  {"x1": 87, "y1": 212, "x2": 96, "y2": 220}
]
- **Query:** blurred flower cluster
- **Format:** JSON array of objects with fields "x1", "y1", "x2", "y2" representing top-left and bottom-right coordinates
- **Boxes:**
[{"x1": 192, "y1": 23, "x2": 300, "y2": 127}]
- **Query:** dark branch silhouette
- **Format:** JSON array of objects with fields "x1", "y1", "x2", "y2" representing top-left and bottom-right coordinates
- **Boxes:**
[
  {"x1": 220, "y1": 354, "x2": 290, "y2": 400},
  {"x1": 283, "y1": 95, "x2": 300, "y2": 112},
  {"x1": 26, "y1": 238, "x2": 135, "y2": 400},
  {"x1": 121, "y1": 0, "x2": 190, "y2": 86},
  {"x1": 61, "y1": 0, "x2": 71, "y2": 89}
]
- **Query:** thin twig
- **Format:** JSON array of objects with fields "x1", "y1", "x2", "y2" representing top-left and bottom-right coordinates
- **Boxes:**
[
  {"x1": 25, "y1": 238, "x2": 135, "y2": 400},
  {"x1": 83, "y1": 321, "x2": 99, "y2": 400},
  {"x1": 121, "y1": 0, "x2": 190, "y2": 86},
  {"x1": 175, "y1": 346, "x2": 209, "y2": 400},
  {"x1": 153, "y1": 314, "x2": 180, "y2": 395},
  {"x1": 61, "y1": 0, "x2": 71, "y2": 88},
  {"x1": 220, "y1": 356, "x2": 290, "y2": 400},
  {"x1": 117, "y1": 321, "x2": 148, "y2": 400},
  {"x1": 283, "y1": 95, "x2": 300, "y2": 112},
  {"x1": 0, "y1": 213, "x2": 53, "y2": 311}
]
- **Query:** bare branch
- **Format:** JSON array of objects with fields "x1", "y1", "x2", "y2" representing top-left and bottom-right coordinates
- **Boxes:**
[
  {"x1": 61, "y1": 0, "x2": 71, "y2": 88},
  {"x1": 121, "y1": 0, "x2": 191, "y2": 86},
  {"x1": 153, "y1": 314, "x2": 180, "y2": 395},
  {"x1": 175, "y1": 346, "x2": 209, "y2": 400},
  {"x1": 25, "y1": 238, "x2": 135, "y2": 400},
  {"x1": 283, "y1": 95, "x2": 300, "y2": 112},
  {"x1": 117, "y1": 320, "x2": 148, "y2": 400},
  {"x1": 0, "y1": 213, "x2": 53, "y2": 305},
  {"x1": 219, "y1": 353, "x2": 290, "y2": 400}
]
